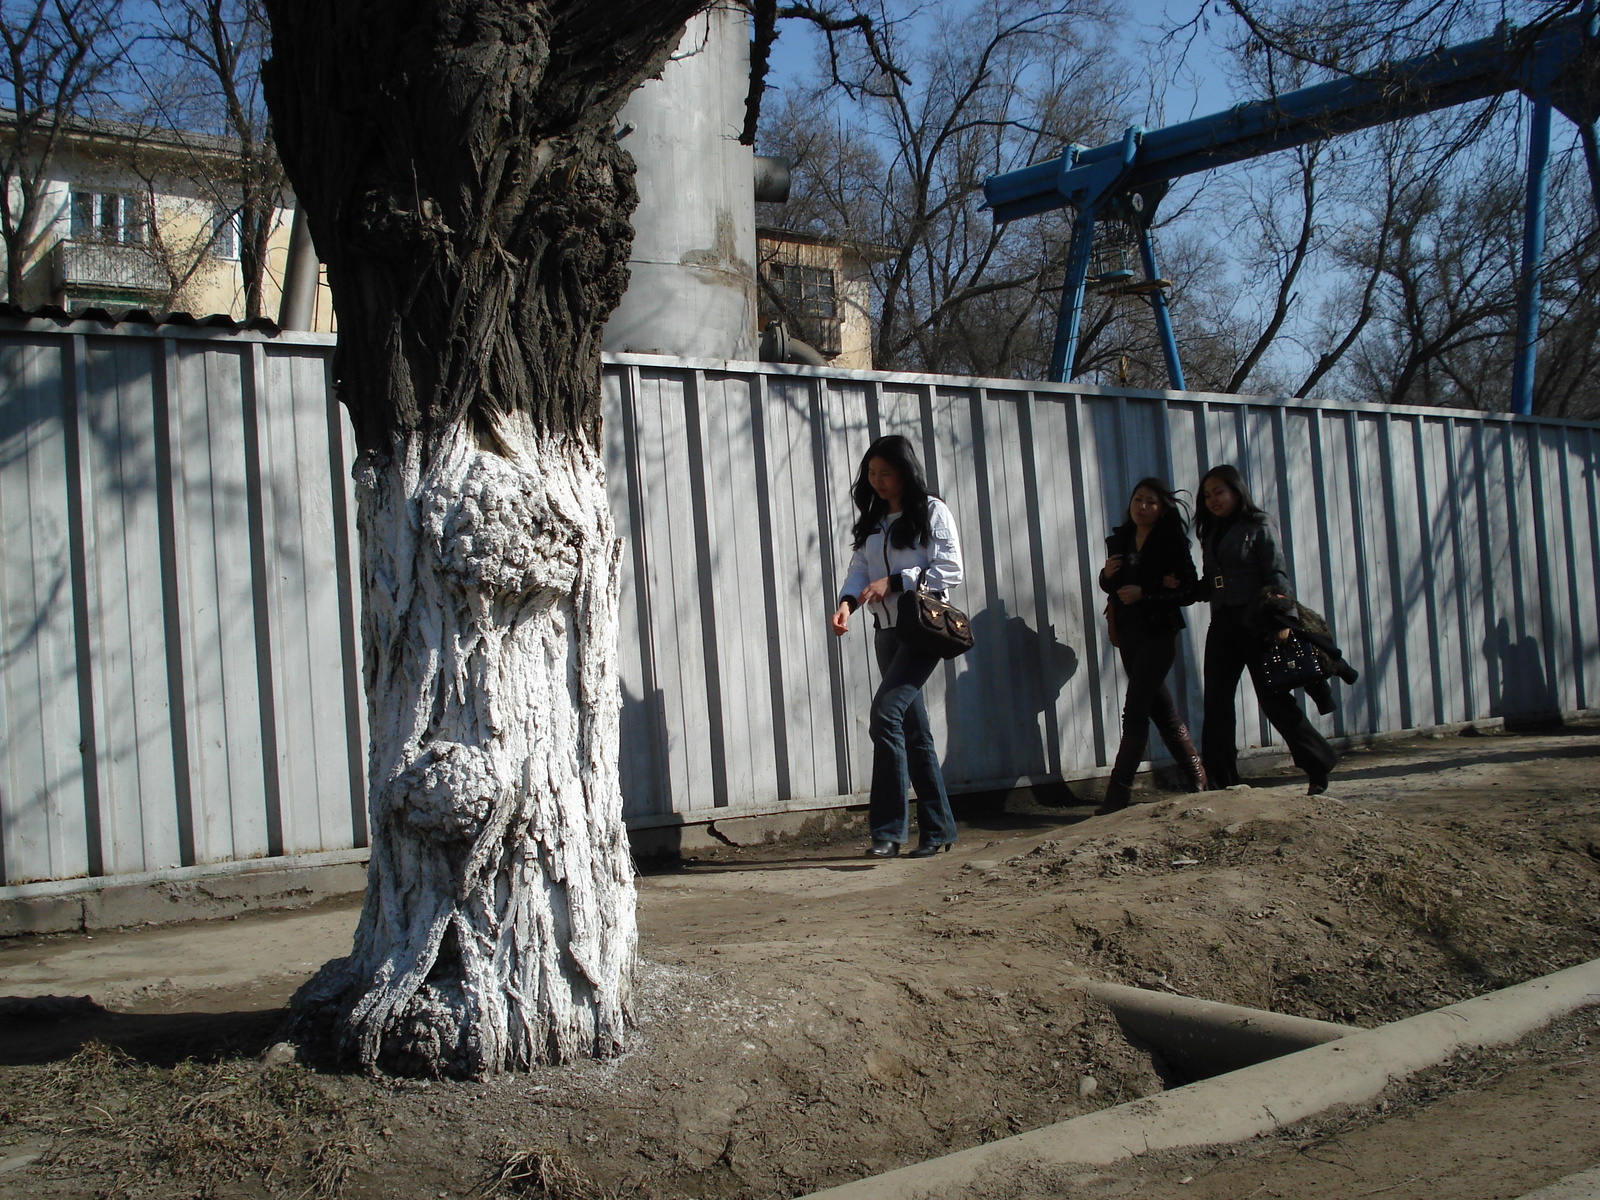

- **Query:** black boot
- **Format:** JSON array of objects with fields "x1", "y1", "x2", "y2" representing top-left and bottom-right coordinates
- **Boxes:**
[
  {"x1": 1096, "y1": 739, "x2": 1143, "y2": 814},
  {"x1": 1157, "y1": 719, "x2": 1208, "y2": 794},
  {"x1": 1095, "y1": 779, "x2": 1132, "y2": 815}
]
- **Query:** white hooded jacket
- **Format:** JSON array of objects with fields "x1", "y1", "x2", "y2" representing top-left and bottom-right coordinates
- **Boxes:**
[{"x1": 838, "y1": 496, "x2": 964, "y2": 628}]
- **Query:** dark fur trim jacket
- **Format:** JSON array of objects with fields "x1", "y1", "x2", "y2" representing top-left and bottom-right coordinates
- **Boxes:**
[{"x1": 1099, "y1": 523, "x2": 1200, "y2": 637}]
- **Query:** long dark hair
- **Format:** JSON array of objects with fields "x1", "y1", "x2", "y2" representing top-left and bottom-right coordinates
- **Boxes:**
[
  {"x1": 1111, "y1": 476, "x2": 1190, "y2": 542},
  {"x1": 1195, "y1": 463, "x2": 1267, "y2": 540},
  {"x1": 849, "y1": 435, "x2": 934, "y2": 550}
]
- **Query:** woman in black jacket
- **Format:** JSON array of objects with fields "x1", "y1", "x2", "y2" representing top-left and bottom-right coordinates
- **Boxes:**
[
  {"x1": 1196, "y1": 465, "x2": 1338, "y2": 794},
  {"x1": 1096, "y1": 477, "x2": 1205, "y2": 814}
]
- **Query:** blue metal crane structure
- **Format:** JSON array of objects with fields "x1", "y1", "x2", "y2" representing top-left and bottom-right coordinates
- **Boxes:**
[{"x1": 982, "y1": 9, "x2": 1600, "y2": 412}]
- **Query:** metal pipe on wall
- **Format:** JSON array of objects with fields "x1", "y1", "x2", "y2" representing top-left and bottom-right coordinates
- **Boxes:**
[{"x1": 276, "y1": 206, "x2": 319, "y2": 331}]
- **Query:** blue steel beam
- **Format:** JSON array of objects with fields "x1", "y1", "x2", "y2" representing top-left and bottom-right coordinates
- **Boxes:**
[
  {"x1": 1138, "y1": 225, "x2": 1184, "y2": 391},
  {"x1": 1511, "y1": 99, "x2": 1554, "y2": 416},
  {"x1": 1046, "y1": 128, "x2": 1142, "y2": 381},
  {"x1": 985, "y1": 14, "x2": 1598, "y2": 225},
  {"x1": 987, "y1": 10, "x2": 1600, "y2": 393}
]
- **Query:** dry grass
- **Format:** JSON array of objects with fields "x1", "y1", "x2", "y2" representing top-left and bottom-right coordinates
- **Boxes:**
[
  {"x1": 2, "y1": 1041, "x2": 367, "y2": 1199},
  {"x1": 475, "y1": 1146, "x2": 598, "y2": 1199}
]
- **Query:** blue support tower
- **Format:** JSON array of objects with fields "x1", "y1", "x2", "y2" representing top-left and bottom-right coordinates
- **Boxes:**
[
  {"x1": 985, "y1": 12, "x2": 1600, "y2": 402},
  {"x1": 1512, "y1": 99, "x2": 1553, "y2": 416}
]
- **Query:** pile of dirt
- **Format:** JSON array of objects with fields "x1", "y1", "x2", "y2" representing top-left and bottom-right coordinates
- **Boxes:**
[
  {"x1": 971, "y1": 784, "x2": 1600, "y2": 1025},
  {"x1": 2, "y1": 727, "x2": 1598, "y2": 1200}
]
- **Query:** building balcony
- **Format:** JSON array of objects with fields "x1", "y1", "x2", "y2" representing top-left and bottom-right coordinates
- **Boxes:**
[{"x1": 56, "y1": 240, "x2": 166, "y2": 295}]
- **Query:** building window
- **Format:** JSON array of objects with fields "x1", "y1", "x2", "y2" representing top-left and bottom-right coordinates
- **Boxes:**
[
  {"x1": 211, "y1": 205, "x2": 240, "y2": 260},
  {"x1": 70, "y1": 191, "x2": 147, "y2": 245},
  {"x1": 764, "y1": 262, "x2": 837, "y2": 321}
]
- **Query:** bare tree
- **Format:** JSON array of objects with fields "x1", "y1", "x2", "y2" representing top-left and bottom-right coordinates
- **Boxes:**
[
  {"x1": 759, "y1": 0, "x2": 1128, "y2": 376},
  {"x1": 141, "y1": 0, "x2": 283, "y2": 320},
  {"x1": 260, "y1": 0, "x2": 706, "y2": 1080},
  {"x1": 0, "y1": 0, "x2": 129, "y2": 303},
  {"x1": 1212, "y1": 0, "x2": 1589, "y2": 75},
  {"x1": 1343, "y1": 136, "x2": 1600, "y2": 415}
]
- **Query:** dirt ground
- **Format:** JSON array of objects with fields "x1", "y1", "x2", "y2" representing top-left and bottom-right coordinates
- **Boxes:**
[{"x1": 2, "y1": 721, "x2": 1598, "y2": 1200}]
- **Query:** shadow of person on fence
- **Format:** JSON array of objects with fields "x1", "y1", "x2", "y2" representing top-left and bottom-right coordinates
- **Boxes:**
[
  {"x1": 942, "y1": 600, "x2": 1083, "y2": 823},
  {"x1": 1486, "y1": 617, "x2": 1562, "y2": 729}
]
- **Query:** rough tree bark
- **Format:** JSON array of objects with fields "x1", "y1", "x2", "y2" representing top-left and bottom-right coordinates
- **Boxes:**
[{"x1": 259, "y1": 0, "x2": 705, "y2": 1079}]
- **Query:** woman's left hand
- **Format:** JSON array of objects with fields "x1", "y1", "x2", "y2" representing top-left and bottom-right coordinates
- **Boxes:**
[
  {"x1": 1162, "y1": 574, "x2": 1179, "y2": 589},
  {"x1": 1116, "y1": 584, "x2": 1142, "y2": 605},
  {"x1": 859, "y1": 577, "x2": 891, "y2": 606}
]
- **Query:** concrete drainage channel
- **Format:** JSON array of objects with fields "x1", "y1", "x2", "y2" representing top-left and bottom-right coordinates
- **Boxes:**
[{"x1": 801, "y1": 958, "x2": 1600, "y2": 1200}]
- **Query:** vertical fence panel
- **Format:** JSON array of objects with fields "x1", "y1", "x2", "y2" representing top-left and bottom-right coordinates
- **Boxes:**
[
  {"x1": 699, "y1": 372, "x2": 778, "y2": 809},
  {"x1": 1534, "y1": 426, "x2": 1578, "y2": 714},
  {"x1": 256, "y1": 347, "x2": 359, "y2": 853},
  {"x1": 763, "y1": 374, "x2": 837, "y2": 804},
  {"x1": 1497, "y1": 426, "x2": 1548, "y2": 715},
  {"x1": 170, "y1": 342, "x2": 272, "y2": 863},
  {"x1": 1569, "y1": 428, "x2": 1600, "y2": 709},
  {"x1": 1162, "y1": 402, "x2": 1207, "y2": 737},
  {"x1": 81, "y1": 336, "x2": 182, "y2": 875},
  {"x1": 930, "y1": 385, "x2": 989, "y2": 784},
  {"x1": 605, "y1": 368, "x2": 663, "y2": 821},
  {"x1": 5, "y1": 326, "x2": 1600, "y2": 892},
  {"x1": 1279, "y1": 408, "x2": 1333, "y2": 737},
  {"x1": 0, "y1": 337, "x2": 89, "y2": 885},
  {"x1": 1384, "y1": 415, "x2": 1431, "y2": 730},
  {"x1": 633, "y1": 370, "x2": 716, "y2": 814},
  {"x1": 822, "y1": 379, "x2": 880, "y2": 796},
  {"x1": 1418, "y1": 417, "x2": 1465, "y2": 726},
  {"x1": 1074, "y1": 394, "x2": 1127, "y2": 764},
  {"x1": 1030, "y1": 393, "x2": 1102, "y2": 777}
]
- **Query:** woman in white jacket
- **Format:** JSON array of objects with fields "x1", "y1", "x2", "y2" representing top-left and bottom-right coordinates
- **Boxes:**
[{"x1": 830, "y1": 435, "x2": 964, "y2": 858}]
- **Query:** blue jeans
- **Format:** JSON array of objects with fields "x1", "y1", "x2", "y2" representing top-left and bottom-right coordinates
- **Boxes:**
[{"x1": 869, "y1": 628, "x2": 957, "y2": 846}]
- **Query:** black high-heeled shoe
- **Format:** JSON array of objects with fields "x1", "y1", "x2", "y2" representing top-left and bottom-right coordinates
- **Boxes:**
[
  {"x1": 907, "y1": 841, "x2": 952, "y2": 858},
  {"x1": 866, "y1": 839, "x2": 900, "y2": 858}
]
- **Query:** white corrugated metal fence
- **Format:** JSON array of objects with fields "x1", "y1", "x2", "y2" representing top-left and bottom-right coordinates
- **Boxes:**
[{"x1": 2, "y1": 319, "x2": 1595, "y2": 890}]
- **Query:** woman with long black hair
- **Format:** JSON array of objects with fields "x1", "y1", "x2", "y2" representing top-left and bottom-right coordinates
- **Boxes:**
[
  {"x1": 830, "y1": 435, "x2": 963, "y2": 858},
  {"x1": 1096, "y1": 477, "x2": 1205, "y2": 814},
  {"x1": 1196, "y1": 464, "x2": 1338, "y2": 794}
]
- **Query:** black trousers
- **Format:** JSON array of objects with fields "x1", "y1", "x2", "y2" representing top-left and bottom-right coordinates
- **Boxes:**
[
  {"x1": 1202, "y1": 604, "x2": 1338, "y2": 785},
  {"x1": 1115, "y1": 626, "x2": 1183, "y2": 763}
]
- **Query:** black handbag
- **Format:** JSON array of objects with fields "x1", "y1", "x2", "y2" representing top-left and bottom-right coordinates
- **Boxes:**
[
  {"x1": 1255, "y1": 631, "x2": 1324, "y2": 693},
  {"x1": 897, "y1": 587, "x2": 974, "y2": 660}
]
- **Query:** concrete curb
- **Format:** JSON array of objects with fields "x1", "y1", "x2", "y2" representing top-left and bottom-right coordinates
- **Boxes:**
[
  {"x1": 1514, "y1": 1165, "x2": 1600, "y2": 1199},
  {"x1": 799, "y1": 958, "x2": 1600, "y2": 1200},
  {"x1": 0, "y1": 853, "x2": 370, "y2": 936}
]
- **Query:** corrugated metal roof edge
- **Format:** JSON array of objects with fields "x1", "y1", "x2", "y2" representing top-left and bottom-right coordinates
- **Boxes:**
[{"x1": 0, "y1": 302, "x2": 282, "y2": 335}]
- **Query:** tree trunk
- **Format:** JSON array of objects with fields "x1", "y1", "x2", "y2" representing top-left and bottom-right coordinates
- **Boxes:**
[
  {"x1": 261, "y1": 0, "x2": 706, "y2": 1077},
  {"x1": 292, "y1": 420, "x2": 631, "y2": 1076}
]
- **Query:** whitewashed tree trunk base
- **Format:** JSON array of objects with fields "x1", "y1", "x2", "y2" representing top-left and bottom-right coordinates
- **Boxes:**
[{"x1": 291, "y1": 418, "x2": 635, "y2": 1079}]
